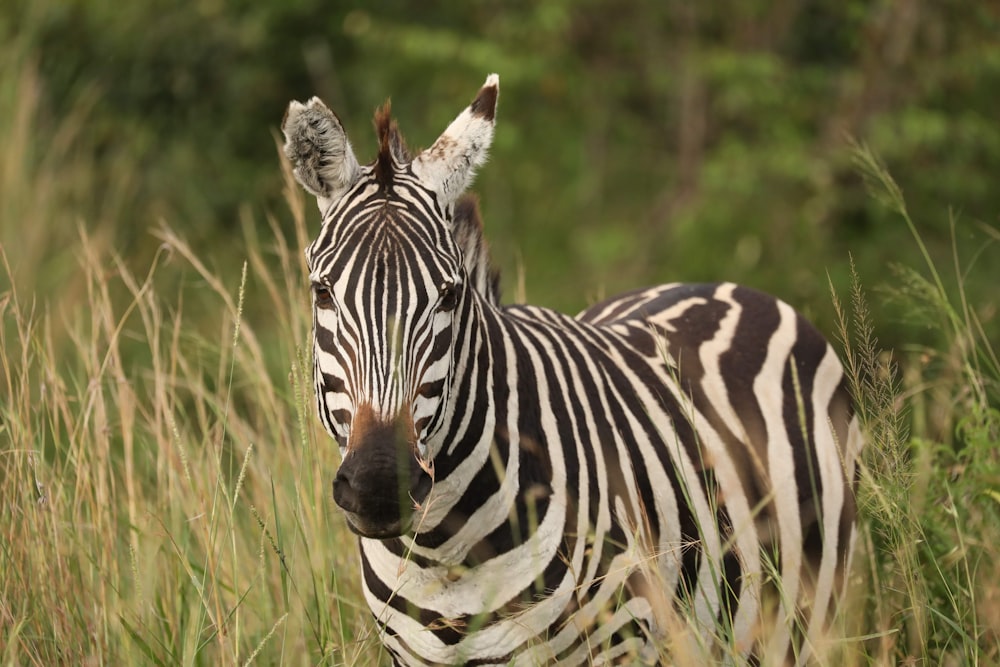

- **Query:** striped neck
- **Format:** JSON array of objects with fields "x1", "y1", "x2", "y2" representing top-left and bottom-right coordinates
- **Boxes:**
[{"x1": 400, "y1": 291, "x2": 515, "y2": 562}]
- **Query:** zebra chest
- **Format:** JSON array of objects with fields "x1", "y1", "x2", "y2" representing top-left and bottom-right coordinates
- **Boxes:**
[{"x1": 356, "y1": 426, "x2": 672, "y2": 664}]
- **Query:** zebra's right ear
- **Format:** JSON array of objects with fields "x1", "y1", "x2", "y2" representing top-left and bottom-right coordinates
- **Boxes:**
[{"x1": 282, "y1": 97, "x2": 360, "y2": 212}]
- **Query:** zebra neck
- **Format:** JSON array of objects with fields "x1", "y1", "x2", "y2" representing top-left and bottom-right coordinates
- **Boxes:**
[{"x1": 405, "y1": 296, "x2": 566, "y2": 567}]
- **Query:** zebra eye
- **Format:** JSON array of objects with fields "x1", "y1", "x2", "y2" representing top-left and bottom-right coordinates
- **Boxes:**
[
  {"x1": 314, "y1": 284, "x2": 335, "y2": 310},
  {"x1": 437, "y1": 280, "x2": 460, "y2": 313}
]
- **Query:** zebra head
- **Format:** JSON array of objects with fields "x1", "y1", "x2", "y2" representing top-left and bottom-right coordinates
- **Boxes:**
[{"x1": 282, "y1": 75, "x2": 499, "y2": 538}]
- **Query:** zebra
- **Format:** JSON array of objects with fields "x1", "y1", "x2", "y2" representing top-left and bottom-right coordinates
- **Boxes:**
[{"x1": 281, "y1": 74, "x2": 864, "y2": 666}]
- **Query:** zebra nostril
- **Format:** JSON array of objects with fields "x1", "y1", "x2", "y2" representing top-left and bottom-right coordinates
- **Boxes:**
[{"x1": 333, "y1": 469, "x2": 361, "y2": 513}]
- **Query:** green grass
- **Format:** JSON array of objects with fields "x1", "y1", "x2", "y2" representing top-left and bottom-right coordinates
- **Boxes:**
[
  {"x1": 2, "y1": 58, "x2": 999, "y2": 667},
  {"x1": 0, "y1": 60, "x2": 382, "y2": 663},
  {"x1": 835, "y1": 143, "x2": 1000, "y2": 665},
  {"x1": 0, "y1": 165, "x2": 385, "y2": 665}
]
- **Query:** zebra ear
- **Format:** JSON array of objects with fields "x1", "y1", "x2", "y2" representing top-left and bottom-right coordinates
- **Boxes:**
[
  {"x1": 282, "y1": 97, "x2": 361, "y2": 212},
  {"x1": 412, "y1": 74, "x2": 498, "y2": 205}
]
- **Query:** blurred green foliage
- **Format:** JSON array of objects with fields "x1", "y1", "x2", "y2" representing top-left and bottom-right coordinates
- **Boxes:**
[
  {"x1": 2, "y1": 0, "x2": 998, "y2": 347},
  {"x1": 2, "y1": 3, "x2": 1000, "y2": 663}
]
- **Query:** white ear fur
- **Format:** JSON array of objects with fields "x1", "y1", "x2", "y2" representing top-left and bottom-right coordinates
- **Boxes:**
[
  {"x1": 282, "y1": 97, "x2": 360, "y2": 212},
  {"x1": 412, "y1": 74, "x2": 499, "y2": 205}
]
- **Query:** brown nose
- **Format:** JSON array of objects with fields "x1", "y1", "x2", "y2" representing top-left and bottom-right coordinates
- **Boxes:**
[{"x1": 331, "y1": 405, "x2": 431, "y2": 538}]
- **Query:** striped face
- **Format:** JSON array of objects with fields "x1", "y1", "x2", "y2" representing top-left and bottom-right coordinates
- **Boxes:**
[
  {"x1": 283, "y1": 75, "x2": 498, "y2": 538},
  {"x1": 307, "y1": 180, "x2": 465, "y2": 455}
]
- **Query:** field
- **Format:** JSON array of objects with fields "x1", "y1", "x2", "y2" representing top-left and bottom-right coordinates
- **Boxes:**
[{"x1": 3, "y1": 4, "x2": 1000, "y2": 665}]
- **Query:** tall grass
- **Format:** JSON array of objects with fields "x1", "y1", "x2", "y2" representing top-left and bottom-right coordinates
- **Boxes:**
[
  {"x1": 2, "y1": 53, "x2": 998, "y2": 666},
  {"x1": 0, "y1": 182, "x2": 387, "y2": 666},
  {"x1": 832, "y1": 143, "x2": 1000, "y2": 665},
  {"x1": 0, "y1": 58, "x2": 381, "y2": 665}
]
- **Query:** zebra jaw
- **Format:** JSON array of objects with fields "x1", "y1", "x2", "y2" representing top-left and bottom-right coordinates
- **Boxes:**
[
  {"x1": 332, "y1": 405, "x2": 436, "y2": 539},
  {"x1": 337, "y1": 448, "x2": 438, "y2": 540},
  {"x1": 334, "y1": 461, "x2": 434, "y2": 539}
]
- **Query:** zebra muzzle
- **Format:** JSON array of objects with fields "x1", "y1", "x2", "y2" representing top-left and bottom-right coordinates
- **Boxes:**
[{"x1": 332, "y1": 411, "x2": 432, "y2": 539}]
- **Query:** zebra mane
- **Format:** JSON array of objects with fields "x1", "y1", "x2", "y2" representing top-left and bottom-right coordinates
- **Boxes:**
[
  {"x1": 453, "y1": 194, "x2": 501, "y2": 305},
  {"x1": 372, "y1": 101, "x2": 411, "y2": 187}
]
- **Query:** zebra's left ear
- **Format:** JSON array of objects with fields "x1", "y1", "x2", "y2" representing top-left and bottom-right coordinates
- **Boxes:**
[{"x1": 412, "y1": 74, "x2": 498, "y2": 206}]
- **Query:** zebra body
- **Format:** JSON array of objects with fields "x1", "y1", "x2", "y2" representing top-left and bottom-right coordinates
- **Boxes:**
[{"x1": 281, "y1": 75, "x2": 863, "y2": 665}]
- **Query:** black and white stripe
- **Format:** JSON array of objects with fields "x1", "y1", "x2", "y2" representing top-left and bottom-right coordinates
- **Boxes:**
[{"x1": 282, "y1": 75, "x2": 863, "y2": 666}]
